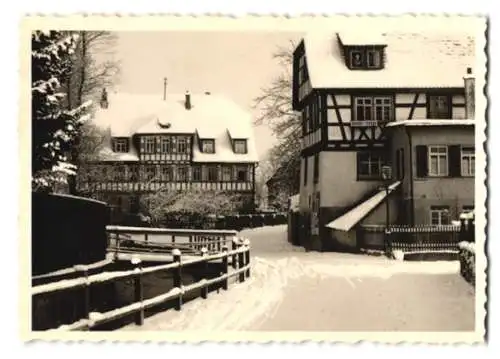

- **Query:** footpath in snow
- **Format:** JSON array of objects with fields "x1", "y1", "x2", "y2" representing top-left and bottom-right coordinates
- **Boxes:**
[{"x1": 121, "y1": 252, "x2": 473, "y2": 331}]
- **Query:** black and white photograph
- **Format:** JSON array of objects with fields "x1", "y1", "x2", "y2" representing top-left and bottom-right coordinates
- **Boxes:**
[{"x1": 22, "y1": 14, "x2": 487, "y2": 342}]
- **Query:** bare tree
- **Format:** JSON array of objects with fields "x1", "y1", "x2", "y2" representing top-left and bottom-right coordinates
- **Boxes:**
[
  {"x1": 253, "y1": 41, "x2": 301, "y2": 198},
  {"x1": 62, "y1": 31, "x2": 121, "y2": 195}
]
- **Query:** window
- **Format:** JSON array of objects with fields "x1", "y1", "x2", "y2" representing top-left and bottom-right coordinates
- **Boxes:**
[
  {"x1": 428, "y1": 95, "x2": 451, "y2": 119},
  {"x1": 113, "y1": 165, "x2": 126, "y2": 181},
  {"x1": 354, "y1": 96, "x2": 392, "y2": 123},
  {"x1": 234, "y1": 140, "x2": 247, "y2": 154},
  {"x1": 350, "y1": 50, "x2": 364, "y2": 68},
  {"x1": 357, "y1": 152, "x2": 384, "y2": 179},
  {"x1": 430, "y1": 206, "x2": 450, "y2": 225},
  {"x1": 298, "y1": 55, "x2": 308, "y2": 85},
  {"x1": 348, "y1": 48, "x2": 384, "y2": 69},
  {"x1": 236, "y1": 166, "x2": 248, "y2": 182},
  {"x1": 192, "y1": 165, "x2": 201, "y2": 181},
  {"x1": 207, "y1": 165, "x2": 218, "y2": 181},
  {"x1": 160, "y1": 137, "x2": 171, "y2": 153},
  {"x1": 367, "y1": 50, "x2": 381, "y2": 68},
  {"x1": 177, "y1": 137, "x2": 188, "y2": 154},
  {"x1": 144, "y1": 165, "x2": 156, "y2": 181},
  {"x1": 313, "y1": 154, "x2": 319, "y2": 183},
  {"x1": 303, "y1": 157, "x2": 308, "y2": 185},
  {"x1": 144, "y1": 137, "x2": 155, "y2": 153},
  {"x1": 201, "y1": 139, "x2": 215, "y2": 153},
  {"x1": 160, "y1": 165, "x2": 173, "y2": 181},
  {"x1": 128, "y1": 165, "x2": 138, "y2": 181},
  {"x1": 461, "y1": 147, "x2": 475, "y2": 176},
  {"x1": 222, "y1": 166, "x2": 232, "y2": 181},
  {"x1": 177, "y1": 166, "x2": 188, "y2": 181},
  {"x1": 428, "y1": 145, "x2": 448, "y2": 176},
  {"x1": 112, "y1": 138, "x2": 128, "y2": 153}
]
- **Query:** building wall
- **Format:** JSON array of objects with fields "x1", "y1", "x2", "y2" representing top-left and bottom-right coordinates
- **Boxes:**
[{"x1": 389, "y1": 126, "x2": 475, "y2": 225}]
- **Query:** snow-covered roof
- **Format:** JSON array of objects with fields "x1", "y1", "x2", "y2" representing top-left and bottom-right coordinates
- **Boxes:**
[
  {"x1": 385, "y1": 119, "x2": 475, "y2": 128},
  {"x1": 337, "y1": 32, "x2": 387, "y2": 46},
  {"x1": 301, "y1": 31, "x2": 475, "y2": 89},
  {"x1": 326, "y1": 181, "x2": 401, "y2": 232},
  {"x1": 91, "y1": 92, "x2": 258, "y2": 163}
]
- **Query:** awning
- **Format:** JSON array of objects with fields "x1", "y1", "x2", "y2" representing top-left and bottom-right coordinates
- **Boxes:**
[{"x1": 326, "y1": 181, "x2": 401, "y2": 232}]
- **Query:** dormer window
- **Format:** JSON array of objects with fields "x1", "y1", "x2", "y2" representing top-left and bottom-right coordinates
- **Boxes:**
[
  {"x1": 346, "y1": 47, "x2": 384, "y2": 70},
  {"x1": 233, "y1": 139, "x2": 248, "y2": 154},
  {"x1": 201, "y1": 139, "x2": 215, "y2": 153},
  {"x1": 112, "y1": 138, "x2": 129, "y2": 153}
]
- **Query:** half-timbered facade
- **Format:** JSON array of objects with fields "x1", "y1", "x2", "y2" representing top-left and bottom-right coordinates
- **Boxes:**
[
  {"x1": 292, "y1": 31, "x2": 476, "y2": 251},
  {"x1": 78, "y1": 91, "x2": 259, "y2": 215}
]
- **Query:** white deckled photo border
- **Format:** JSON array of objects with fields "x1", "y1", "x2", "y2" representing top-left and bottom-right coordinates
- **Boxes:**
[{"x1": 19, "y1": 14, "x2": 488, "y2": 344}]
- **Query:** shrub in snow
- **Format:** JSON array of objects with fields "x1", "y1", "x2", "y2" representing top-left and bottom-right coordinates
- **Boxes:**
[{"x1": 458, "y1": 241, "x2": 475, "y2": 286}]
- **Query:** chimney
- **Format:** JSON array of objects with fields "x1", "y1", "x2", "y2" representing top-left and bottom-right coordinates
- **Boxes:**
[
  {"x1": 185, "y1": 91, "x2": 192, "y2": 110},
  {"x1": 205, "y1": 91, "x2": 211, "y2": 95},
  {"x1": 464, "y1": 67, "x2": 475, "y2": 119},
  {"x1": 163, "y1": 77, "x2": 167, "y2": 101},
  {"x1": 100, "y1": 88, "x2": 108, "y2": 109}
]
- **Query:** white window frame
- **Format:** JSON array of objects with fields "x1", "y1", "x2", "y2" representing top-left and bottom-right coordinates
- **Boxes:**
[
  {"x1": 113, "y1": 138, "x2": 128, "y2": 153},
  {"x1": 177, "y1": 137, "x2": 187, "y2": 153},
  {"x1": 461, "y1": 147, "x2": 475, "y2": 177},
  {"x1": 144, "y1": 137, "x2": 155, "y2": 153},
  {"x1": 358, "y1": 152, "x2": 384, "y2": 178},
  {"x1": 430, "y1": 207, "x2": 450, "y2": 225},
  {"x1": 367, "y1": 49, "x2": 382, "y2": 68},
  {"x1": 201, "y1": 139, "x2": 215, "y2": 153},
  {"x1": 234, "y1": 140, "x2": 247, "y2": 154},
  {"x1": 160, "y1": 137, "x2": 171, "y2": 153},
  {"x1": 354, "y1": 96, "x2": 393, "y2": 124},
  {"x1": 428, "y1": 145, "x2": 448, "y2": 177}
]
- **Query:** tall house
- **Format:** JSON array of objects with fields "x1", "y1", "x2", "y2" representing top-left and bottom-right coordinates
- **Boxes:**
[
  {"x1": 78, "y1": 91, "x2": 259, "y2": 216},
  {"x1": 291, "y1": 31, "x2": 476, "y2": 251}
]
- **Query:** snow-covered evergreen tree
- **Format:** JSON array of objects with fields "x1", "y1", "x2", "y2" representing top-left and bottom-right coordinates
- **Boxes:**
[{"x1": 31, "y1": 30, "x2": 92, "y2": 192}]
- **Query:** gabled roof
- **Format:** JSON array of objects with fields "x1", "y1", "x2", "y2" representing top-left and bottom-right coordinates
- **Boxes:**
[
  {"x1": 300, "y1": 31, "x2": 475, "y2": 89},
  {"x1": 91, "y1": 92, "x2": 259, "y2": 163}
]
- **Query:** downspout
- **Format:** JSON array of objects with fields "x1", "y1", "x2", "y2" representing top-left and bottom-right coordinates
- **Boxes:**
[{"x1": 405, "y1": 127, "x2": 415, "y2": 226}]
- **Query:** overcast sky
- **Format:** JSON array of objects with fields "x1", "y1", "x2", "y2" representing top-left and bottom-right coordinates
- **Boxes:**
[{"x1": 109, "y1": 31, "x2": 305, "y2": 159}]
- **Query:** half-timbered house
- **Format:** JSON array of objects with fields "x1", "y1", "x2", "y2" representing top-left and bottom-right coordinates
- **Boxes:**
[
  {"x1": 291, "y1": 31, "x2": 476, "y2": 251},
  {"x1": 77, "y1": 90, "x2": 259, "y2": 217}
]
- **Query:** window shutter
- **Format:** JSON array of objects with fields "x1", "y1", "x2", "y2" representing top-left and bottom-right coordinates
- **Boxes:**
[
  {"x1": 448, "y1": 145, "x2": 462, "y2": 177},
  {"x1": 415, "y1": 145, "x2": 428, "y2": 178}
]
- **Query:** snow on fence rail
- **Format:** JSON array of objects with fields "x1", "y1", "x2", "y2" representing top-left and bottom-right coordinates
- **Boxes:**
[
  {"x1": 106, "y1": 226, "x2": 238, "y2": 257},
  {"x1": 32, "y1": 237, "x2": 251, "y2": 331}
]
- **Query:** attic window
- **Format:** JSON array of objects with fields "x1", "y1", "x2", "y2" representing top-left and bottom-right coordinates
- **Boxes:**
[
  {"x1": 112, "y1": 138, "x2": 129, "y2": 153},
  {"x1": 201, "y1": 139, "x2": 215, "y2": 153},
  {"x1": 233, "y1": 139, "x2": 247, "y2": 154},
  {"x1": 347, "y1": 47, "x2": 384, "y2": 70}
]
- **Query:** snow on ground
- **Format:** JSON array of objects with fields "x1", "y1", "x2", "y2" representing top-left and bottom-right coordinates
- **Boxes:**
[{"x1": 121, "y1": 252, "x2": 464, "y2": 331}]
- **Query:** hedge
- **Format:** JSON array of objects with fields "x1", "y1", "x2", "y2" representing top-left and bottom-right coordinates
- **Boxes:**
[{"x1": 458, "y1": 241, "x2": 475, "y2": 286}]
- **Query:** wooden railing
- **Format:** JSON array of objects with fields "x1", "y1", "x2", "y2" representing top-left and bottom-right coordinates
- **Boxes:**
[
  {"x1": 386, "y1": 224, "x2": 461, "y2": 254},
  {"x1": 106, "y1": 226, "x2": 238, "y2": 258},
  {"x1": 32, "y1": 237, "x2": 251, "y2": 331}
]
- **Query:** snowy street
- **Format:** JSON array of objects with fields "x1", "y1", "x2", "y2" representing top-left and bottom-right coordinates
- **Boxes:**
[{"x1": 121, "y1": 225, "x2": 475, "y2": 332}]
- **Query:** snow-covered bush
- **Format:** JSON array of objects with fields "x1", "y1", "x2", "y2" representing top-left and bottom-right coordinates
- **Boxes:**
[{"x1": 458, "y1": 241, "x2": 475, "y2": 286}]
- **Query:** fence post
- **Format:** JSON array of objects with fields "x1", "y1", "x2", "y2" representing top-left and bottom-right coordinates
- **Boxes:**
[
  {"x1": 74, "y1": 265, "x2": 90, "y2": 324},
  {"x1": 222, "y1": 246, "x2": 229, "y2": 290},
  {"x1": 131, "y1": 257, "x2": 144, "y2": 326},
  {"x1": 172, "y1": 249, "x2": 182, "y2": 311},
  {"x1": 232, "y1": 237, "x2": 238, "y2": 269},
  {"x1": 243, "y1": 238, "x2": 250, "y2": 278},
  {"x1": 238, "y1": 241, "x2": 245, "y2": 283},
  {"x1": 384, "y1": 227, "x2": 392, "y2": 258},
  {"x1": 201, "y1": 247, "x2": 208, "y2": 299}
]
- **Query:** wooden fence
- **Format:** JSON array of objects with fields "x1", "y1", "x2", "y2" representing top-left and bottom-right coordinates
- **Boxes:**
[
  {"x1": 31, "y1": 237, "x2": 251, "y2": 331},
  {"x1": 107, "y1": 226, "x2": 238, "y2": 258}
]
